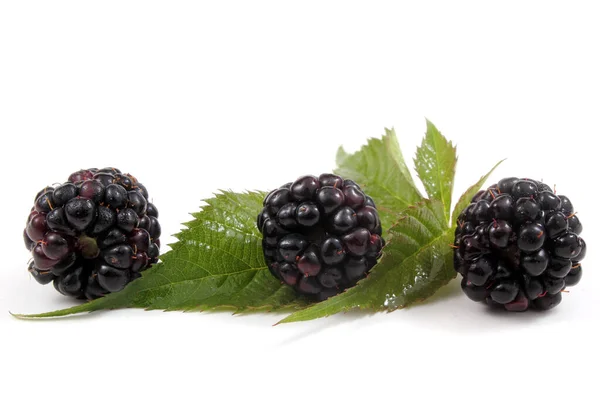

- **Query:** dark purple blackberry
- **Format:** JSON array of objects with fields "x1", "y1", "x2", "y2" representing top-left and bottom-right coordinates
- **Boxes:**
[
  {"x1": 258, "y1": 174, "x2": 385, "y2": 300},
  {"x1": 454, "y1": 178, "x2": 585, "y2": 311},
  {"x1": 23, "y1": 168, "x2": 161, "y2": 300}
]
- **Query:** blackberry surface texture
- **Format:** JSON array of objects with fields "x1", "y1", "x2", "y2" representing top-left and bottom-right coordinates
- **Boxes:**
[
  {"x1": 24, "y1": 168, "x2": 161, "y2": 300},
  {"x1": 257, "y1": 174, "x2": 385, "y2": 301},
  {"x1": 454, "y1": 178, "x2": 585, "y2": 311}
]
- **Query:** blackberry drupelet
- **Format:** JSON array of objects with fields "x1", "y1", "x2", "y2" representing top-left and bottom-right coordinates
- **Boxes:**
[
  {"x1": 454, "y1": 178, "x2": 585, "y2": 311},
  {"x1": 257, "y1": 174, "x2": 385, "y2": 300},
  {"x1": 24, "y1": 168, "x2": 161, "y2": 300}
]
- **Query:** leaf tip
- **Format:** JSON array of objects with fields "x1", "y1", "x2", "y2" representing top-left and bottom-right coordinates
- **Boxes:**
[
  {"x1": 10, "y1": 311, "x2": 44, "y2": 320},
  {"x1": 336, "y1": 144, "x2": 348, "y2": 156},
  {"x1": 9, "y1": 311, "x2": 26, "y2": 319},
  {"x1": 275, "y1": 314, "x2": 298, "y2": 325},
  {"x1": 383, "y1": 126, "x2": 398, "y2": 141},
  {"x1": 424, "y1": 117, "x2": 437, "y2": 130}
]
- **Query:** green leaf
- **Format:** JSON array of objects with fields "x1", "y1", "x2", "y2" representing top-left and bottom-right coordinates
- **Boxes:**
[
  {"x1": 278, "y1": 200, "x2": 456, "y2": 324},
  {"x1": 14, "y1": 191, "x2": 307, "y2": 319},
  {"x1": 414, "y1": 119, "x2": 457, "y2": 225},
  {"x1": 335, "y1": 127, "x2": 423, "y2": 231},
  {"x1": 450, "y1": 159, "x2": 505, "y2": 226}
]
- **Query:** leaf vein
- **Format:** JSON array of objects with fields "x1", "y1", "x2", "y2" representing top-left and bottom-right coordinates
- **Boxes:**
[{"x1": 136, "y1": 267, "x2": 268, "y2": 296}]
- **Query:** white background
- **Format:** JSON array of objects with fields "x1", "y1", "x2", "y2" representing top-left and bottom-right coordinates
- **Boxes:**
[{"x1": 1, "y1": 1, "x2": 598, "y2": 399}]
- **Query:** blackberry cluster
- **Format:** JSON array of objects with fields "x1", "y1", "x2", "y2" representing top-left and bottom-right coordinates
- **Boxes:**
[
  {"x1": 257, "y1": 174, "x2": 385, "y2": 301},
  {"x1": 23, "y1": 168, "x2": 161, "y2": 300},
  {"x1": 454, "y1": 178, "x2": 585, "y2": 311}
]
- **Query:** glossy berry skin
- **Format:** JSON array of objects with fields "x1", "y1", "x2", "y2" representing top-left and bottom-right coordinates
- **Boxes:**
[
  {"x1": 23, "y1": 168, "x2": 161, "y2": 300},
  {"x1": 454, "y1": 178, "x2": 585, "y2": 311},
  {"x1": 258, "y1": 174, "x2": 385, "y2": 300}
]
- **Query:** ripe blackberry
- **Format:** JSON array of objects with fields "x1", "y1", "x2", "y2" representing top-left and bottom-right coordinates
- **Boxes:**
[
  {"x1": 23, "y1": 168, "x2": 161, "y2": 300},
  {"x1": 455, "y1": 178, "x2": 585, "y2": 311},
  {"x1": 258, "y1": 174, "x2": 385, "y2": 300}
]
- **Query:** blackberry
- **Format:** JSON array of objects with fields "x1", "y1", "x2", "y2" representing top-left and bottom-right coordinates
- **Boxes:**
[
  {"x1": 258, "y1": 174, "x2": 385, "y2": 300},
  {"x1": 23, "y1": 168, "x2": 161, "y2": 300},
  {"x1": 454, "y1": 178, "x2": 585, "y2": 311}
]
